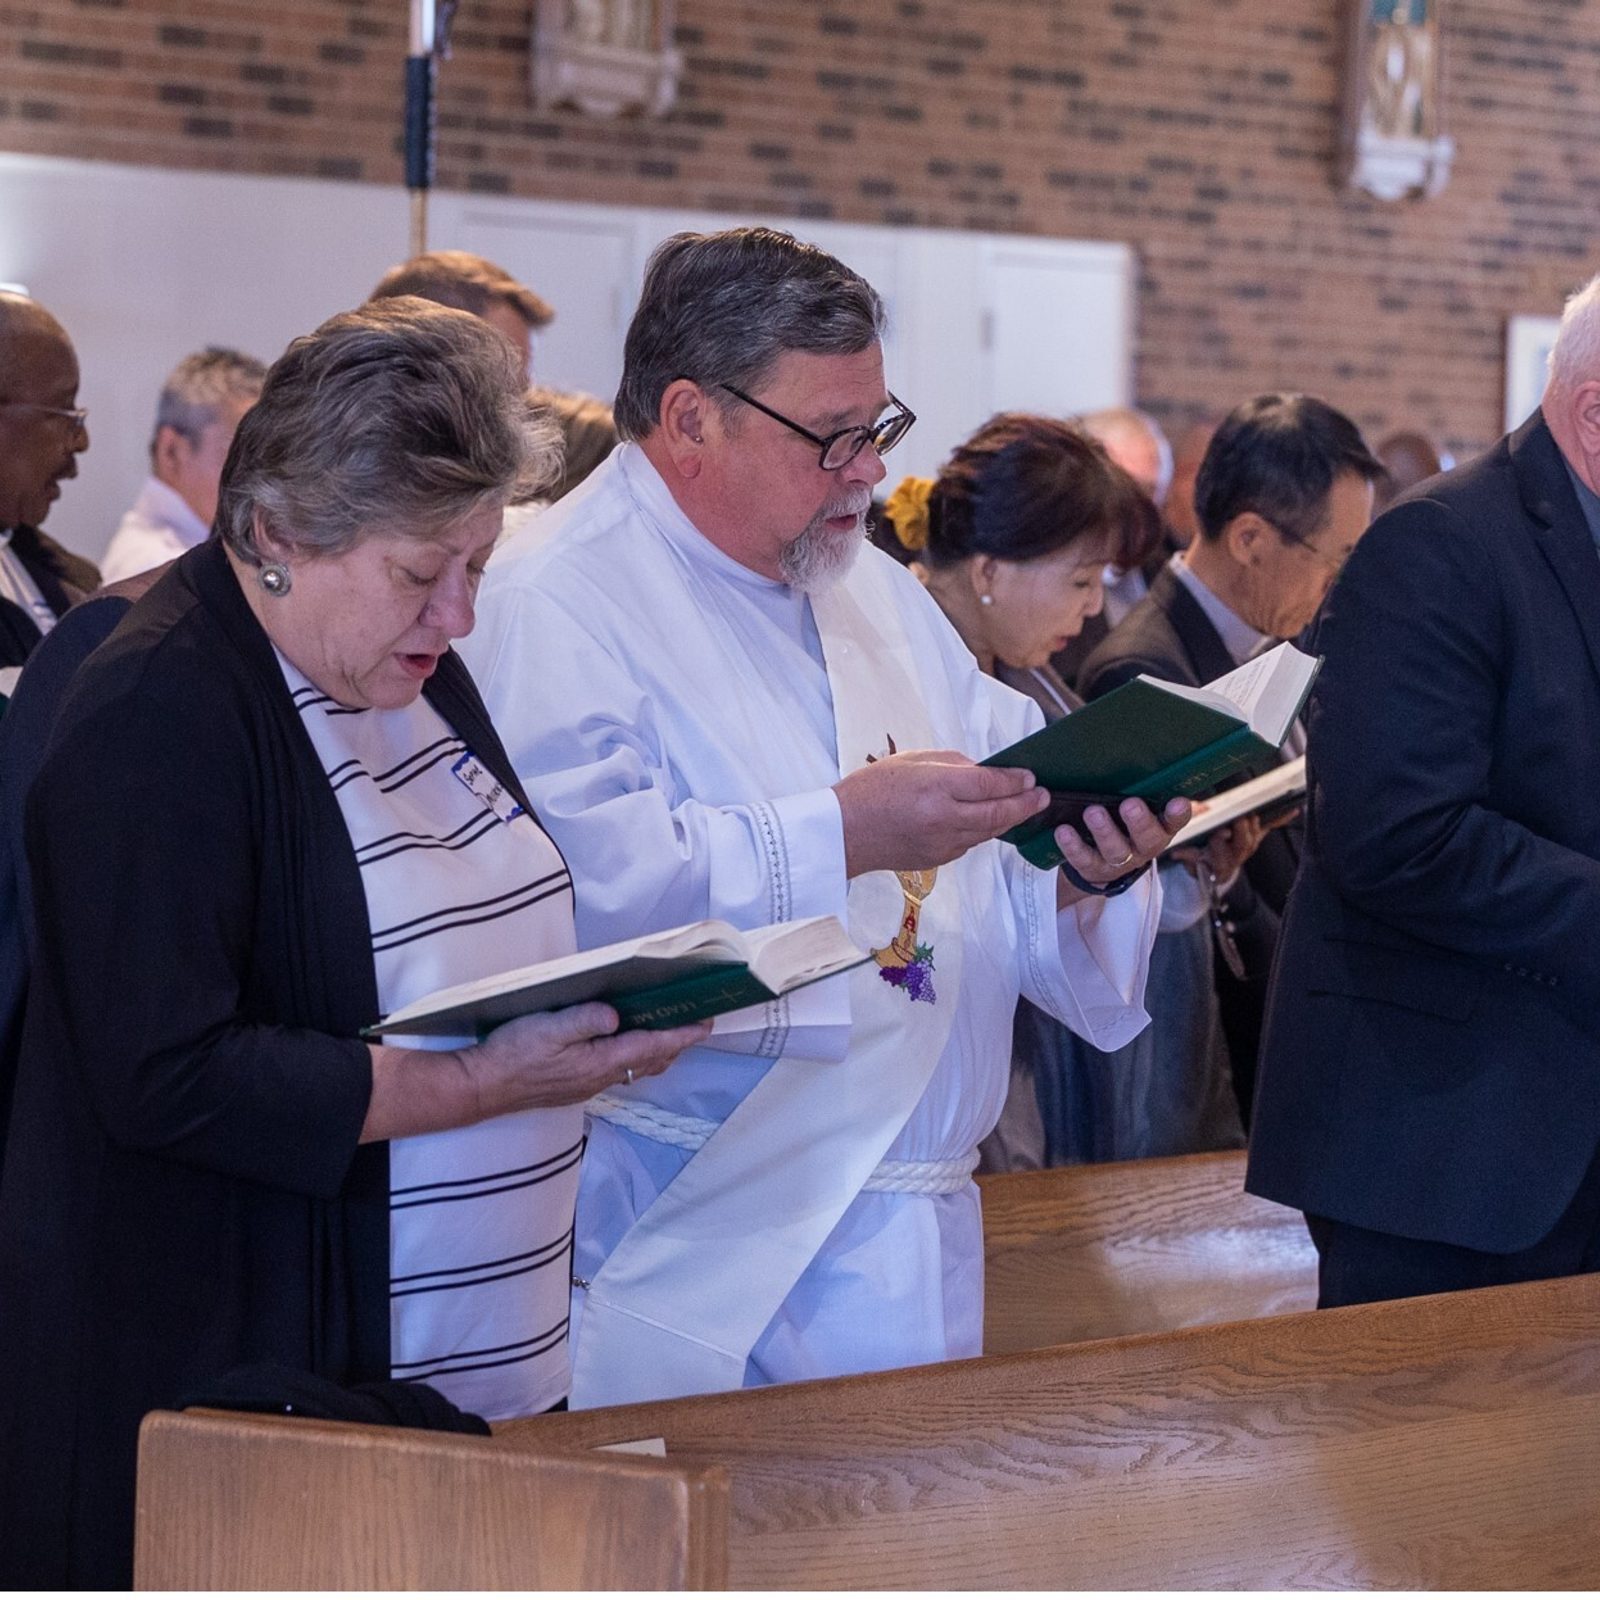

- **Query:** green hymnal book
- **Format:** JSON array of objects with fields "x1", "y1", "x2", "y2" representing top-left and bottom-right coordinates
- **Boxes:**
[
  {"x1": 983, "y1": 642, "x2": 1320, "y2": 870},
  {"x1": 362, "y1": 914, "x2": 869, "y2": 1039}
]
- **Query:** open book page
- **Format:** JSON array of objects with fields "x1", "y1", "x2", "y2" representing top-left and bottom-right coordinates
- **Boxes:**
[
  {"x1": 744, "y1": 915, "x2": 867, "y2": 990},
  {"x1": 702, "y1": 918, "x2": 862, "y2": 1057},
  {"x1": 372, "y1": 916, "x2": 747, "y2": 1033},
  {"x1": 1167, "y1": 756, "x2": 1307, "y2": 848},
  {"x1": 368, "y1": 915, "x2": 869, "y2": 1038},
  {"x1": 1143, "y1": 643, "x2": 1317, "y2": 743}
]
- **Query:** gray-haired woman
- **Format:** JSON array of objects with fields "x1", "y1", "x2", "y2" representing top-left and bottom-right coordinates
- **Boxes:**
[{"x1": 0, "y1": 298, "x2": 707, "y2": 1590}]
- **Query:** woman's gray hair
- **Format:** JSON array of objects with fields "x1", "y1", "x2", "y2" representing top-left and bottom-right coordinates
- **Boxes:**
[
  {"x1": 216, "y1": 297, "x2": 560, "y2": 562},
  {"x1": 612, "y1": 227, "x2": 887, "y2": 441}
]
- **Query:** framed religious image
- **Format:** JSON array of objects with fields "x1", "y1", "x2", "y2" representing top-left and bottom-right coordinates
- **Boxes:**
[{"x1": 1504, "y1": 314, "x2": 1561, "y2": 432}]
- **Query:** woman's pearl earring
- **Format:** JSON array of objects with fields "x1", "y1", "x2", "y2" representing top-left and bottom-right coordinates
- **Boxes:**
[
  {"x1": 979, "y1": 593, "x2": 993, "y2": 606},
  {"x1": 258, "y1": 562, "x2": 292, "y2": 597}
]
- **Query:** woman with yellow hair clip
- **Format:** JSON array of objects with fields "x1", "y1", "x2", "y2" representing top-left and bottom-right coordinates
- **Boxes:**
[{"x1": 880, "y1": 413, "x2": 1164, "y2": 1167}]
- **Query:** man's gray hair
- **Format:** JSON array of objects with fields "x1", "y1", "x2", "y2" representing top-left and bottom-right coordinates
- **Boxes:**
[
  {"x1": 612, "y1": 227, "x2": 887, "y2": 441},
  {"x1": 150, "y1": 346, "x2": 267, "y2": 457},
  {"x1": 1547, "y1": 272, "x2": 1600, "y2": 396},
  {"x1": 216, "y1": 298, "x2": 559, "y2": 564}
]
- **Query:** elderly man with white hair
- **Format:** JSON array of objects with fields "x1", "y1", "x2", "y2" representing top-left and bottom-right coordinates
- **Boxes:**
[{"x1": 1249, "y1": 270, "x2": 1600, "y2": 1308}]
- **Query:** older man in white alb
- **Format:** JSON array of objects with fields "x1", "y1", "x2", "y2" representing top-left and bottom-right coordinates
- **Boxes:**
[{"x1": 464, "y1": 228, "x2": 1183, "y2": 1407}]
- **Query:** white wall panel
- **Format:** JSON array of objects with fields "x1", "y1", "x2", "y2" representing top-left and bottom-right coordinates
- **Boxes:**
[
  {"x1": 981, "y1": 237, "x2": 1133, "y2": 421},
  {"x1": 0, "y1": 153, "x2": 1132, "y2": 563}
]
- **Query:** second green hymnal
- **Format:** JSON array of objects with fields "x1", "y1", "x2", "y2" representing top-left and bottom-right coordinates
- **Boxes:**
[
  {"x1": 363, "y1": 914, "x2": 868, "y2": 1039},
  {"x1": 983, "y1": 641, "x2": 1319, "y2": 870}
]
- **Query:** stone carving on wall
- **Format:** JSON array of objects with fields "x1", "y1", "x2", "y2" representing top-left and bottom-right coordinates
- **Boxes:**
[
  {"x1": 1341, "y1": 0, "x2": 1454, "y2": 200},
  {"x1": 532, "y1": 0, "x2": 682, "y2": 117}
]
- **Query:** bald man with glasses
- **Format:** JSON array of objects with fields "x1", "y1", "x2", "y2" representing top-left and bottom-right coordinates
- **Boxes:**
[{"x1": 0, "y1": 292, "x2": 98, "y2": 686}]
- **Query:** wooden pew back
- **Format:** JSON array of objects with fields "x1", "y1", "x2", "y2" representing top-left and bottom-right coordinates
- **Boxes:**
[
  {"x1": 515, "y1": 1273, "x2": 1600, "y2": 1589},
  {"x1": 135, "y1": 1409, "x2": 729, "y2": 1590},
  {"x1": 980, "y1": 1149, "x2": 1319, "y2": 1352},
  {"x1": 136, "y1": 1277, "x2": 1600, "y2": 1590}
]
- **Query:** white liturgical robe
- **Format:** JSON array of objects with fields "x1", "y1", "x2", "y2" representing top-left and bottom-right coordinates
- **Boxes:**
[{"x1": 462, "y1": 444, "x2": 1161, "y2": 1405}]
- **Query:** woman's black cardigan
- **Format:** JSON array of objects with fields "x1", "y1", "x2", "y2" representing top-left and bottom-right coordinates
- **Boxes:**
[{"x1": 0, "y1": 538, "x2": 537, "y2": 1589}]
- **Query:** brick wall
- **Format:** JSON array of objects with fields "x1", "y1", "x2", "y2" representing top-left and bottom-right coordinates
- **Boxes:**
[{"x1": 3, "y1": 0, "x2": 1596, "y2": 458}]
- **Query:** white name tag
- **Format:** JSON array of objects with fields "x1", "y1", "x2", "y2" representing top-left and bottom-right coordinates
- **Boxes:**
[{"x1": 452, "y1": 752, "x2": 525, "y2": 825}]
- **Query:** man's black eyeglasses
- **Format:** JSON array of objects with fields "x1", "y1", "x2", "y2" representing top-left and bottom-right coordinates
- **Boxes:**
[{"x1": 719, "y1": 384, "x2": 916, "y2": 471}]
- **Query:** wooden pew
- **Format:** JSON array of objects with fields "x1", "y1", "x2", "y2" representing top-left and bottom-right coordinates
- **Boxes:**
[
  {"x1": 980, "y1": 1149, "x2": 1319, "y2": 1353},
  {"x1": 137, "y1": 1272, "x2": 1600, "y2": 1589},
  {"x1": 135, "y1": 1409, "x2": 729, "y2": 1590}
]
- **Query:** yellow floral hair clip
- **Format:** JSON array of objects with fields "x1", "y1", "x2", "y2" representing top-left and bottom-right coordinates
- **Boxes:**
[{"x1": 885, "y1": 476, "x2": 936, "y2": 552}]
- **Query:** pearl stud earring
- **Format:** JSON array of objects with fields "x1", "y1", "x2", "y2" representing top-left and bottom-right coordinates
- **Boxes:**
[{"x1": 258, "y1": 562, "x2": 292, "y2": 597}]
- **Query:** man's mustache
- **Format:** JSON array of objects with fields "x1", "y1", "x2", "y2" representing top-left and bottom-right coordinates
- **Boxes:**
[{"x1": 823, "y1": 494, "x2": 871, "y2": 521}]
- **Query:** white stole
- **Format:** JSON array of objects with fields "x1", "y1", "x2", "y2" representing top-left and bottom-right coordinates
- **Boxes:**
[{"x1": 568, "y1": 553, "x2": 964, "y2": 1407}]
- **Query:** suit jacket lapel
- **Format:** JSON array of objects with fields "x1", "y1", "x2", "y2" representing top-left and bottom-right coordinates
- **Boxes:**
[
  {"x1": 7, "y1": 525, "x2": 98, "y2": 617},
  {"x1": 1150, "y1": 563, "x2": 1236, "y2": 685},
  {"x1": 0, "y1": 595, "x2": 43, "y2": 668},
  {"x1": 1513, "y1": 414, "x2": 1600, "y2": 695}
]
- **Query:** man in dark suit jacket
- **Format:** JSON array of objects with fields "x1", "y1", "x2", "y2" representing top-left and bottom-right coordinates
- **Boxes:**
[
  {"x1": 0, "y1": 291, "x2": 97, "y2": 674},
  {"x1": 1248, "y1": 281, "x2": 1600, "y2": 1305},
  {"x1": 1080, "y1": 395, "x2": 1381, "y2": 1127}
]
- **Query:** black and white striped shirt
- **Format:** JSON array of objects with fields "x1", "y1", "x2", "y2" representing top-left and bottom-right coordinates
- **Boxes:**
[{"x1": 284, "y1": 654, "x2": 579, "y2": 1419}]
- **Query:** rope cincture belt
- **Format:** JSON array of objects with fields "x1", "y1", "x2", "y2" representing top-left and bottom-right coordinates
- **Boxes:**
[{"x1": 588, "y1": 1094, "x2": 979, "y2": 1196}]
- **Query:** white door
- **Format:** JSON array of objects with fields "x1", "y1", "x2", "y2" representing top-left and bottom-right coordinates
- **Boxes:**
[
  {"x1": 445, "y1": 201, "x2": 638, "y2": 401},
  {"x1": 980, "y1": 237, "x2": 1134, "y2": 419}
]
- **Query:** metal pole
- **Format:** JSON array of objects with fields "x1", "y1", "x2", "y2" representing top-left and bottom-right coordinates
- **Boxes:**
[{"x1": 405, "y1": 0, "x2": 437, "y2": 256}]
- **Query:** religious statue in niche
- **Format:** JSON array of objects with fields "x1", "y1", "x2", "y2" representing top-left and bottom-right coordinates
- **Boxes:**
[
  {"x1": 1341, "y1": 0, "x2": 1454, "y2": 201},
  {"x1": 567, "y1": 0, "x2": 652, "y2": 50},
  {"x1": 1368, "y1": 1, "x2": 1434, "y2": 138},
  {"x1": 532, "y1": 0, "x2": 682, "y2": 117}
]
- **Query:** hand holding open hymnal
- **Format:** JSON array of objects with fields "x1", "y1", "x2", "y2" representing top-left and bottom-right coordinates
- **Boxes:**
[
  {"x1": 983, "y1": 642, "x2": 1319, "y2": 870},
  {"x1": 364, "y1": 914, "x2": 868, "y2": 1038}
]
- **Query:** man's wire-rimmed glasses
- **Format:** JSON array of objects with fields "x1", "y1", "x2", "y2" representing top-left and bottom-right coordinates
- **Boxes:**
[{"x1": 719, "y1": 384, "x2": 915, "y2": 471}]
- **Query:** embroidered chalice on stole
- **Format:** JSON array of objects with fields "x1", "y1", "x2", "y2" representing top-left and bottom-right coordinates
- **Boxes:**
[{"x1": 865, "y1": 736, "x2": 938, "y2": 1003}]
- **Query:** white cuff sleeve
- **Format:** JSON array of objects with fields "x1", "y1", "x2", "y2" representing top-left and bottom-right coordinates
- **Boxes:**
[
  {"x1": 1017, "y1": 861, "x2": 1161, "y2": 1051},
  {"x1": 1156, "y1": 858, "x2": 1209, "y2": 933},
  {"x1": 710, "y1": 786, "x2": 852, "y2": 1056}
]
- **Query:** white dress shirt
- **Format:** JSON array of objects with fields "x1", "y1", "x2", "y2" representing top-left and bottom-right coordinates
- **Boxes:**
[{"x1": 100, "y1": 477, "x2": 210, "y2": 584}]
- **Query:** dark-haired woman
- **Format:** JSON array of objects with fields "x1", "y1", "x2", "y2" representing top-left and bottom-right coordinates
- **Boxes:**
[{"x1": 884, "y1": 413, "x2": 1253, "y2": 1167}]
